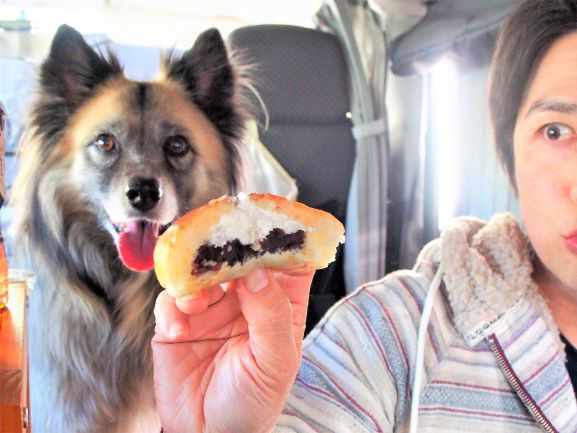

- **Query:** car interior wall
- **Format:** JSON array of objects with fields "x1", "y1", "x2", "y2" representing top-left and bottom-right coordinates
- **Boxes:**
[
  {"x1": 450, "y1": 64, "x2": 519, "y2": 222},
  {"x1": 385, "y1": 60, "x2": 519, "y2": 272},
  {"x1": 385, "y1": 71, "x2": 426, "y2": 271}
]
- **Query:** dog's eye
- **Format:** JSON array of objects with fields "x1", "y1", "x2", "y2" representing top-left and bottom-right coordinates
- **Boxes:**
[
  {"x1": 164, "y1": 135, "x2": 190, "y2": 157},
  {"x1": 95, "y1": 134, "x2": 117, "y2": 153}
]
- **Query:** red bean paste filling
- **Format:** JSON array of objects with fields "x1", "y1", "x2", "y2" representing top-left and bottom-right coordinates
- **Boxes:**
[{"x1": 192, "y1": 228, "x2": 305, "y2": 274}]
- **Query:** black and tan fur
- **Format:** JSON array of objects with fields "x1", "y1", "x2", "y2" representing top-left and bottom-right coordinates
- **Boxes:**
[{"x1": 10, "y1": 24, "x2": 248, "y2": 433}]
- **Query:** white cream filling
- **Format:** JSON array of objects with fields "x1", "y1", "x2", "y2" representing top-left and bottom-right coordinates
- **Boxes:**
[{"x1": 208, "y1": 195, "x2": 308, "y2": 248}]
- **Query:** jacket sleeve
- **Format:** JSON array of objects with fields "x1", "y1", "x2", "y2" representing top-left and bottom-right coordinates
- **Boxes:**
[{"x1": 275, "y1": 271, "x2": 428, "y2": 432}]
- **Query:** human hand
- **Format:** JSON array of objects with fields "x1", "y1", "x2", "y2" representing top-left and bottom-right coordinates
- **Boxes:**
[{"x1": 151, "y1": 269, "x2": 314, "y2": 433}]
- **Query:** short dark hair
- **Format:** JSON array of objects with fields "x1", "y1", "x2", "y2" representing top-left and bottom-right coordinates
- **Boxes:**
[{"x1": 489, "y1": 0, "x2": 577, "y2": 189}]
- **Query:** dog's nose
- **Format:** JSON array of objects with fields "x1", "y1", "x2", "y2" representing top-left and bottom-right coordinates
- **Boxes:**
[{"x1": 126, "y1": 177, "x2": 162, "y2": 212}]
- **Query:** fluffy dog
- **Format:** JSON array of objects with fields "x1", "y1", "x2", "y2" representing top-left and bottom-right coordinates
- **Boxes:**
[{"x1": 10, "y1": 24, "x2": 248, "y2": 433}]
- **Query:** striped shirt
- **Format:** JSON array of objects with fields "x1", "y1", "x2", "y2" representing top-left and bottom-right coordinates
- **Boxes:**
[{"x1": 277, "y1": 214, "x2": 577, "y2": 432}]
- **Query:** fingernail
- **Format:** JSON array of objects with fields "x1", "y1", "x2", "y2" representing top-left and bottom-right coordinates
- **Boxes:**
[
  {"x1": 180, "y1": 294, "x2": 199, "y2": 303},
  {"x1": 169, "y1": 322, "x2": 184, "y2": 338},
  {"x1": 285, "y1": 270, "x2": 314, "y2": 277},
  {"x1": 245, "y1": 269, "x2": 269, "y2": 294}
]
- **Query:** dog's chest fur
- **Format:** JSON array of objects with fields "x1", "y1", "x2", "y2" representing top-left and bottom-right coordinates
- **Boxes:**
[{"x1": 28, "y1": 271, "x2": 162, "y2": 433}]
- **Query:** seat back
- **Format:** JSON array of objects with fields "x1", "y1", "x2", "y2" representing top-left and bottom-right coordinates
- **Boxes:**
[{"x1": 228, "y1": 25, "x2": 355, "y2": 331}]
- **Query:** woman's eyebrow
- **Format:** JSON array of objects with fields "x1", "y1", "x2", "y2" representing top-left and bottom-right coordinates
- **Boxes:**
[{"x1": 525, "y1": 99, "x2": 577, "y2": 118}]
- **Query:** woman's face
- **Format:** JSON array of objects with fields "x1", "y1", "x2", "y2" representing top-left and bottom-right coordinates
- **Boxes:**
[{"x1": 514, "y1": 31, "x2": 577, "y2": 292}]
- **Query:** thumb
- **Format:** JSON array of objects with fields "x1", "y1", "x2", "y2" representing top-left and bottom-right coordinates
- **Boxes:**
[{"x1": 236, "y1": 269, "x2": 301, "y2": 378}]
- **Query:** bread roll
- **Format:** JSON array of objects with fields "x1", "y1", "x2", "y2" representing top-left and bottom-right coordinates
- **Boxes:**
[{"x1": 154, "y1": 193, "x2": 345, "y2": 297}]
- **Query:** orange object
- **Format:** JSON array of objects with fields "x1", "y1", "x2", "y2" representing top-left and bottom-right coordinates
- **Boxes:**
[
  {"x1": 0, "y1": 234, "x2": 8, "y2": 309},
  {"x1": 0, "y1": 104, "x2": 30, "y2": 431},
  {"x1": 0, "y1": 279, "x2": 30, "y2": 432}
]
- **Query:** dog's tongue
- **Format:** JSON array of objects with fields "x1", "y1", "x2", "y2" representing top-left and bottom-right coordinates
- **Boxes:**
[{"x1": 118, "y1": 221, "x2": 158, "y2": 272}]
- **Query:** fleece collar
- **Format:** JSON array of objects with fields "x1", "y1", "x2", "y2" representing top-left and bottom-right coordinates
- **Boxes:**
[{"x1": 432, "y1": 213, "x2": 559, "y2": 347}]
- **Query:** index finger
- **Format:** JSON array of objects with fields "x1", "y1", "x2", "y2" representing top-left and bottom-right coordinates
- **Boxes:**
[
  {"x1": 175, "y1": 283, "x2": 229, "y2": 315},
  {"x1": 272, "y1": 270, "x2": 315, "y2": 305}
]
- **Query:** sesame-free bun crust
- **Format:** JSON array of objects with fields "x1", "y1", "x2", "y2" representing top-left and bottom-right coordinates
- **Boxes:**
[{"x1": 154, "y1": 193, "x2": 345, "y2": 298}]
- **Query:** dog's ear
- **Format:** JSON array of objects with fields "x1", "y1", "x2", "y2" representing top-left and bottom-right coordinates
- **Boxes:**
[
  {"x1": 166, "y1": 28, "x2": 240, "y2": 137},
  {"x1": 40, "y1": 24, "x2": 122, "y2": 111}
]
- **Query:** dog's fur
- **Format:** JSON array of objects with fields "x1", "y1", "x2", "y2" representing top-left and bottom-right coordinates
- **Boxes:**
[{"x1": 10, "y1": 25, "x2": 248, "y2": 433}]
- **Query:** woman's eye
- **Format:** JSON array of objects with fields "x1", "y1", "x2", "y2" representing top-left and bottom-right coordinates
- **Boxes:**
[
  {"x1": 94, "y1": 134, "x2": 117, "y2": 152},
  {"x1": 164, "y1": 135, "x2": 190, "y2": 157},
  {"x1": 541, "y1": 123, "x2": 574, "y2": 141}
]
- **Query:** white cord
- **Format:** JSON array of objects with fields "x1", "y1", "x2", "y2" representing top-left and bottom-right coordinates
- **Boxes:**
[{"x1": 409, "y1": 265, "x2": 444, "y2": 433}]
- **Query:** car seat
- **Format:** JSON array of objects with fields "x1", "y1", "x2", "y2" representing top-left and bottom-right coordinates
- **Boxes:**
[{"x1": 228, "y1": 24, "x2": 356, "y2": 332}]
